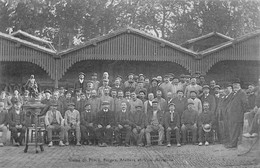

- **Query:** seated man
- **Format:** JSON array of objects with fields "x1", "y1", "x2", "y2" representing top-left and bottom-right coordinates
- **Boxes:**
[
  {"x1": 80, "y1": 103, "x2": 96, "y2": 145},
  {"x1": 145, "y1": 100, "x2": 164, "y2": 147},
  {"x1": 64, "y1": 102, "x2": 81, "y2": 146},
  {"x1": 198, "y1": 102, "x2": 214, "y2": 146},
  {"x1": 0, "y1": 102, "x2": 8, "y2": 147},
  {"x1": 45, "y1": 102, "x2": 65, "y2": 147},
  {"x1": 9, "y1": 100, "x2": 26, "y2": 146},
  {"x1": 95, "y1": 101, "x2": 115, "y2": 147},
  {"x1": 243, "y1": 106, "x2": 260, "y2": 138},
  {"x1": 181, "y1": 100, "x2": 198, "y2": 145},
  {"x1": 114, "y1": 102, "x2": 131, "y2": 146},
  {"x1": 164, "y1": 103, "x2": 181, "y2": 147},
  {"x1": 129, "y1": 105, "x2": 146, "y2": 146}
]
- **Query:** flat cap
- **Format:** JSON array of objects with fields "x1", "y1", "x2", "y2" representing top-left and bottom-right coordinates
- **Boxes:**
[{"x1": 102, "y1": 101, "x2": 110, "y2": 105}]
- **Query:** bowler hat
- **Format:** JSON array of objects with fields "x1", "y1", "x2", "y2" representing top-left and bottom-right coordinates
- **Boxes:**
[
  {"x1": 44, "y1": 89, "x2": 52, "y2": 94},
  {"x1": 168, "y1": 102, "x2": 175, "y2": 107},
  {"x1": 232, "y1": 78, "x2": 240, "y2": 84},
  {"x1": 213, "y1": 85, "x2": 220, "y2": 89},
  {"x1": 203, "y1": 124, "x2": 211, "y2": 133},
  {"x1": 79, "y1": 72, "x2": 85, "y2": 76}
]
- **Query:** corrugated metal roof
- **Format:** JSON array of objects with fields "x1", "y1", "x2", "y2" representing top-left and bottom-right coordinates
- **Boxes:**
[{"x1": 58, "y1": 27, "x2": 197, "y2": 57}]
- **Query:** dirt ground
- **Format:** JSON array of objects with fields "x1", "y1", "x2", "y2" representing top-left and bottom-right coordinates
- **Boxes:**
[{"x1": 0, "y1": 143, "x2": 259, "y2": 168}]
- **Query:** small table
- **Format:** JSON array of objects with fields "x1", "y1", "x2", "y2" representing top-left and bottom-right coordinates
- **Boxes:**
[{"x1": 23, "y1": 101, "x2": 46, "y2": 153}]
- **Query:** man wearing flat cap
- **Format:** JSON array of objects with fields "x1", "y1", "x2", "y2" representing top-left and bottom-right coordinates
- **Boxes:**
[
  {"x1": 181, "y1": 99, "x2": 198, "y2": 145},
  {"x1": 184, "y1": 77, "x2": 202, "y2": 98},
  {"x1": 45, "y1": 101, "x2": 65, "y2": 147},
  {"x1": 95, "y1": 101, "x2": 115, "y2": 147},
  {"x1": 80, "y1": 103, "x2": 96, "y2": 145},
  {"x1": 145, "y1": 100, "x2": 165, "y2": 147},
  {"x1": 225, "y1": 78, "x2": 248, "y2": 149},
  {"x1": 173, "y1": 90, "x2": 188, "y2": 121},
  {"x1": 91, "y1": 73, "x2": 100, "y2": 91},
  {"x1": 98, "y1": 79, "x2": 111, "y2": 97},
  {"x1": 164, "y1": 103, "x2": 181, "y2": 147},
  {"x1": 64, "y1": 102, "x2": 81, "y2": 146},
  {"x1": 129, "y1": 105, "x2": 146, "y2": 146},
  {"x1": 74, "y1": 72, "x2": 87, "y2": 93}
]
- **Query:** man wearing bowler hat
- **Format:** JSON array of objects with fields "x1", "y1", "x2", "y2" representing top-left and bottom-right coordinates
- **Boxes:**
[
  {"x1": 225, "y1": 78, "x2": 248, "y2": 149},
  {"x1": 200, "y1": 85, "x2": 216, "y2": 113},
  {"x1": 95, "y1": 101, "x2": 115, "y2": 147},
  {"x1": 164, "y1": 102, "x2": 181, "y2": 147},
  {"x1": 45, "y1": 101, "x2": 65, "y2": 147},
  {"x1": 74, "y1": 72, "x2": 87, "y2": 93},
  {"x1": 64, "y1": 102, "x2": 81, "y2": 146}
]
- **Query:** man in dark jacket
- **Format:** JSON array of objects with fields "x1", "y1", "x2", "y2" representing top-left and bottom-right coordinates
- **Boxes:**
[
  {"x1": 129, "y1": 105, "x2": 146, "y2": 146},
  {"x1": 181, "y1": 99, "x2": 198, "y2": 145},
  {"x1": 226, "y1": 79, "x2": 248, "y2": 149},
  {"x1": 164, "y1": 103, "x2": 181, "y2": 147},
  {"x1": 80, "y1": 103, "x2": 96, "y2": 145},
  {"x1": 9, "y1": 100, "x2": 27, "y2": 146},
  {"x1": 145, "y1": 100, "x2": 164, "y2": 147},
  {"x1": 114, "y1": 102, "x2": 131, "y2": 146},
  {"x1": 74, "y1": 72, "x2": 87, "y2": 93},
  {"x1": 95, "y1": 101, "x2": 115, "y2": 147},
  {"x1": 0, "y1": 102, "x2": 8, "y2": 146},
  {"x1": 198, "y1": 101, "x2": 214, "y2": 146}
]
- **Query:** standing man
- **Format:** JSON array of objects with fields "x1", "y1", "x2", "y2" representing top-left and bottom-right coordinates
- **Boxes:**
[
  {"x1": 173, "y1": 90, "x2": 187, "y2": 122},
  {"x1": 91, "y1": 73, "x2": 100, "y2": 91},
  {"x1": 226, "y1": 79, "x2": 248, "y2": 149},
  {"x1": 95, "y1": 101, "x2": 115, "y2": 147},
  {"x1": 159, "y1": 74, "x2": 173, "y2": 99},
  {"x1": 188, "y1": 91, "x2": 202, "y2": 115},
  {"x1": 184, "y1": 77, "x2": 202, "y2": 98},
  {"x1": 64, "y1": 102, "x2": 81, "y2": 146},
  {"x1": 181, "y1": 100, "x2": 198, "y2": 145},
  {"x1": 171, "y1": 78, "x2": 183, "y2": 98},
  {"x1": 129, "y1": 92, "x2": 143, "y2": 113},
  {"x1": 89, "y1": 90, "x2": 101, "y2": 115},
  {"x1": 164, "y1": 103, "x2": 181, "y2": 147},
  {"x1": 45, "y1": 102, "x2": 65, "y2": 147},
  {"x1": 0, "y1": 102, "x2": 8, "y2": 147},
  {"x1": 74, "y1": 72, "x2": 87, "y2": 93},
  {"x1": 200, "y1": 85, "x2": 216, "y2": 113},
  {"x1": 145, "y1": 100, "x2": 164, "y2": 147},
  {"x1": 154, "y1": 90, "x2": 167, "y2": 113},
  {"x1": 124, "y1": 73, "x2": 137, "y2": 92},
  {"x1": 98, "y1": 79, "x2": 111, "y2": 97}
]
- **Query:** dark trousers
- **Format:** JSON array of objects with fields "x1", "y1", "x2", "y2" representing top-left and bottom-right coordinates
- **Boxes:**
[
  {"x1": 80, "y1": 125, "x2": 95, "y2": 142},
  {"x1": 114, "y1": 126, "x2": 131, "y2": 144},
  {"x1": 249, "y1": 110, "x2": 260, "y2": 134},
  {"x1": 95, "y1": 127, "x2": 113, "y2": 144},
  {"x1": 198, "y1": 126, "x2": 211, "y2": 142},
  {"x1": 10, "y1": 126, "x2": 26, "y2": 144},
  {"x1": 228, "y1": 122, "x2": 243, "y2": 147},
  {"x1": 166, "y1": 127, "x2": 181, "y2": 144},
  {"x1": 181, "y1": 124, "x2": 197, "y2": 144}
]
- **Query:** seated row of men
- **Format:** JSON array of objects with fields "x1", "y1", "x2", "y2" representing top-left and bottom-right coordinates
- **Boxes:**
[{"x1": 45, "y1": 98, "x2": 214, "y2": 147}]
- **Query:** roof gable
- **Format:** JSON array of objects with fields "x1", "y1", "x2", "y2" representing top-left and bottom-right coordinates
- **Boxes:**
[
  {"x1": 58, "y1": 27, "x2": 197, "y2": 56},
  {"x1": 181, "y1": 32, "x2": 233, "y2": 52},
  {"x1": 11, "y1": 30, "x2": 56, "y2": 51}
]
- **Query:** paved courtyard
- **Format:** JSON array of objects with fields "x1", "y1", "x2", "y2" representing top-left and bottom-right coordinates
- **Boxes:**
[{"x1": 0, "y1": 143, "x2": 259, "y2": 168}]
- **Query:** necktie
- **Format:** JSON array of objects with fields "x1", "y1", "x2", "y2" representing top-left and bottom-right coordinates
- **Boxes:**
[{"x1": 170, "y1": 111, "x2": 174, "y2": 122}]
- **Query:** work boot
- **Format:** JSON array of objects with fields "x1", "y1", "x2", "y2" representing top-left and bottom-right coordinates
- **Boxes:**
[
  {"x1": 167, "y1": 143, "x2": 171, "y2": 147},
  {"x1": 177, "y1": 143, "x2": 181, "y2": 147},
  {"x1": 205, "y1": 141, "x2": 209, "y2": 146},
  {"x1": 59, "y1": 141, "x2": 65, "y2": 146},
  {"x1": 199, "y1": 142, "x2": 203, "y2": 146}
]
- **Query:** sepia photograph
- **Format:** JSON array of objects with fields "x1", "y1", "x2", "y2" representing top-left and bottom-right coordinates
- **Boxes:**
[{"x1": 0, "y1": 0, "x2": 259, "y2": 167}]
